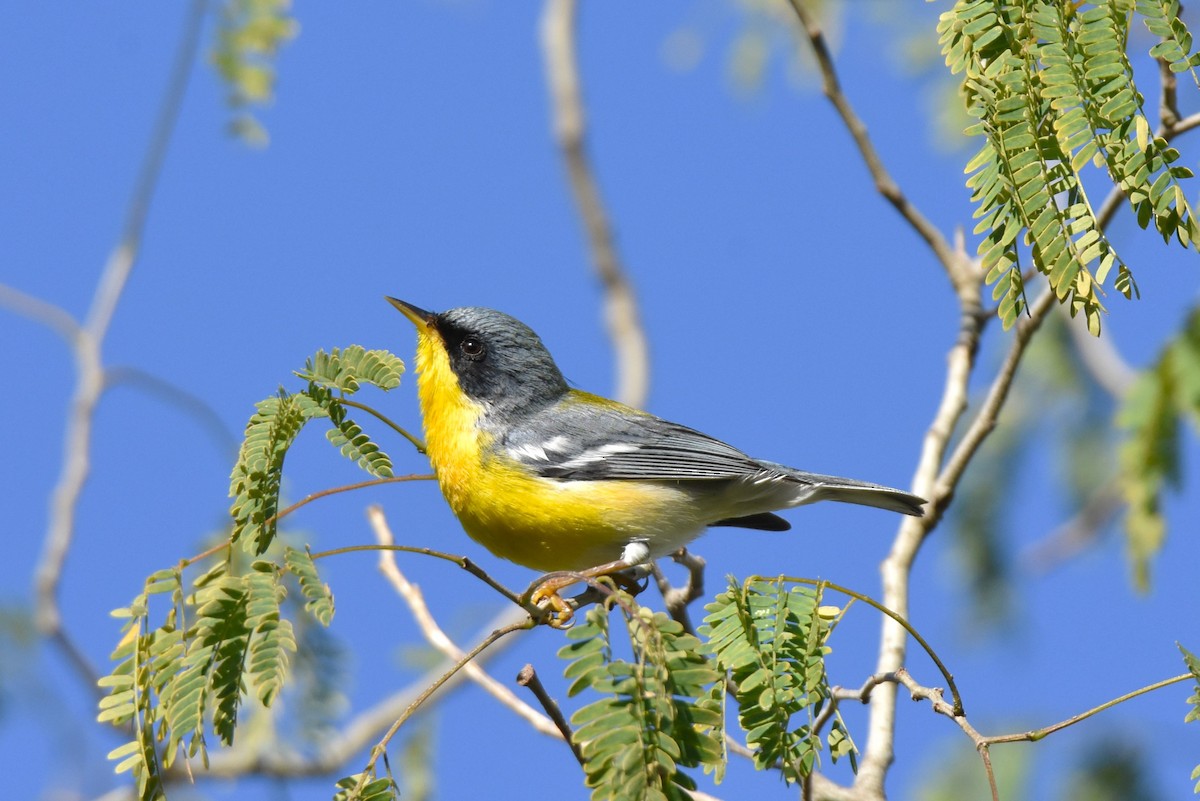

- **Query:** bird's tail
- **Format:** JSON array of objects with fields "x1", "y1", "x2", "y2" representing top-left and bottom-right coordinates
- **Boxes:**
[{"x1": 761, "y1": 463, "x2": 927, "y2": 517}]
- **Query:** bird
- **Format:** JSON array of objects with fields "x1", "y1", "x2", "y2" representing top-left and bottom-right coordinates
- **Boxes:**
[{"x1": 388, "y1": 298, "x2": 924, "y2": 623}]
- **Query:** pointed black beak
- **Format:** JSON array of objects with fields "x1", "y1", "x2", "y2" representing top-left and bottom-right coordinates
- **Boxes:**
[{"x1": 386, "y1": 297, "x2": 436, "y2": 333}]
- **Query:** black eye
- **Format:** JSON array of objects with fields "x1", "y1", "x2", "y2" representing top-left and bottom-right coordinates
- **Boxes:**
[{"x1": 460, "y1": 336, "x2": 485, "y2": 360}]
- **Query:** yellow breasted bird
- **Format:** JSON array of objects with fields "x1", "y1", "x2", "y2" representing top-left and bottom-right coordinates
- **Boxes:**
[{"x1": 388, "y1": 298, "x2": 925, "y2": 620}]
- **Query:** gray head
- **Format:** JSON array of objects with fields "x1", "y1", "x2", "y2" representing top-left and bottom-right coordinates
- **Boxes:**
[{"x1": 429, "y1": 305, "x2": 569, "y2": 411}]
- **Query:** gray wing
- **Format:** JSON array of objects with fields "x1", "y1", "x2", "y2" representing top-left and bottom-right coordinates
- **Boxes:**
[
  {"x1": 498, "y1": 395, "x2": 927, "y2": 518},
  {"x1": 499, "y1": 397, "x2": 772, "y2": 482}
]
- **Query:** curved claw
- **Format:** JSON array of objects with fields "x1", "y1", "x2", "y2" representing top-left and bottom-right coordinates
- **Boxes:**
[{"x1": 530, "y1": 583, "x2": 576, "y2": 628}]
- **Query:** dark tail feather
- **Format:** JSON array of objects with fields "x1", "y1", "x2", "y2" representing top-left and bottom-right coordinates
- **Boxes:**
[
  {"x1": 811, "y1": 482, "x2": 927, "y2": 516},
  {"x1": 711, "y1": 512, "x2": 792, "y2": 531},
  {"x1": 764, "y1": 464, "x2": 927, "y2": 517}
]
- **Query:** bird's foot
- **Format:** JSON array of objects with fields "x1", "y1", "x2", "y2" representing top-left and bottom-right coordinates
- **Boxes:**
[
  {"x1": 529, "y1": 580, "x2": 579, "y2": 629},
  {"x1": 527, "y1": 561, "x2": 652, "y2": 628}
]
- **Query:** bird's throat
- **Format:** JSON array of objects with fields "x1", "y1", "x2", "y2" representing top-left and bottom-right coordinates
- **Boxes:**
[{"x1": 414, "y1": 330, "x2": 489, "y2": 512}]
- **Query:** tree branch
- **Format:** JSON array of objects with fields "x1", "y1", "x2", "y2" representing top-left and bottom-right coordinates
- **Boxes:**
[
  {"x1": 1021, "y1": 478, "x2": 1123, "y2": 574},
  {"x1": 934, "y1": 286, "x2": 1056, "y2": 509},
  {"x1": 367, "y1": 506, "x2": 558, "y2": 739},
  {"x1": 539, "y1": 0, "x2": 649, "y2": 408},
  {"x1": 651, "y1": 548, "x2": 706, "y2": 633},
  {"x1": 516, "y1": 664, "x2": 583, "y2": 763},
  {"x1": 192, "y1": 608, "x2": 532, "y2": 779},
  {"x1": 854, "y1": 232, "x2": 987, "y2": 798},
  {"x1": 785, "y1": 0, "x2": 956, "y2": 275},
  {"x1": 32, "y1": 0, "x2": 205, "y2": 648},
  {"x1": 981, "y1": 672, "x2": 1191, "y2": 746}
]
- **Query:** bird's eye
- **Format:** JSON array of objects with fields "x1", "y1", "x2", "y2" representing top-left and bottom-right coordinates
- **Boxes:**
[{"x1": 460, "y1": 336, "x2": 486, "y2": 360}]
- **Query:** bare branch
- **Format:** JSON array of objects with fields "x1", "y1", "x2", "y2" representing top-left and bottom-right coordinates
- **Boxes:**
[
  {"x1": 539, "y1": 0, "x2": 649, "y2": 408},
  {"x1": 33, "y1": 0, "x2": 206, "y2": 643},
  {"x1": 652, "y1": 548, "x2": 706, "y2": 632},
  {"x1": 103, "y1": 365, "x2": 241, "y2": 454},
  {"x1": 0, "y1": 283, "x2": 83, "y2": 346},
  {"x1": 856, "y1": 234, "x2": 987, "y2": 797},
  {"x1": 274, "y1": 474, "x2": 435, "y2": 527},
  {"x1": 785, "y1": 0, "x2": 956, "y2": 275},
  {"x1": 195, "y1": 608, "x2": 532, "y2": 779},
  {"x1": 980, "y1": 672, "x2": 1191, "y2": 746},
  {"x1": 892, "y1": 669, "x2": 1193, "y2": 800},
  {"x1": 350, "y1": 619, "x2": 533, "y2": 794},
  {"x1": 1021, "y1": 478, "x2": 1123, "y2": 574},
  {"x1": 517, "y1": 664, "x2": 583, "y2": 763},
  {"x1": 935, "y1": 287, "x2": 1056, "y2": 507},
  {"x1": 894, "y1": 670, "x2": 998, "y2": 801},
  {"x1": 367, "y1": 506, "x2": 559, "y2": 739}
]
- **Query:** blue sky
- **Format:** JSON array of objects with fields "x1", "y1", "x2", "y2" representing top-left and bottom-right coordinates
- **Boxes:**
[{"x1": 2, "y1": 2, "x2": 1199, "y2": 799}]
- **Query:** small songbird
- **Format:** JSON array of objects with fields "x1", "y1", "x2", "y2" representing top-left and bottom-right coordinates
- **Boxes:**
[{"x1": 388, "y1": 298, "x2": 924, "y2": 620}]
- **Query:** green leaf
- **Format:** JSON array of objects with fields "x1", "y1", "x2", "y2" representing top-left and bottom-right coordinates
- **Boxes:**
[
  {"x1": 295, "y1": 345, "x2": 406, "y2": 394},
  {"x1": 1117, "y1": 308, "x2": 1200, "y2": 589},
  {"x1": 559, "y1": 593, "x2": 724, "y2": 800},
  {"x1": 228, "y1": 391, "x2": 310, "y2": 554},
  {"x1": 700, "y1": 578, "x2": 833, "y2": 783},
  {"x1": 211, "y1": 0, "x2": 297, "y2": 145},
  {"x1": 285, "y1": 546, "x2": 336, "y2": 625}
]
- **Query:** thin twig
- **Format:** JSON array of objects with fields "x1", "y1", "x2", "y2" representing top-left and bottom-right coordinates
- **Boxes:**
[
  {"x1": 1062, "y1": 311, "x2": 1136, "y2": 398},
  {"x1": 539, "y1": 0, "x2": 649, "y2": 408},
  {"x1": 33, "y1": 0, "x2": 206, "y2": 642},
  {"x1": 893, "y1": 669, "x2": 998, "y2": 801},
  {"x1": 762, "y1": 575, "x2": 962, "y2": 714},
  {"x1": 0, "y1": 284, "x2": 84, "y2": 345},
  {"x1": 368, "y1": 506, "x2": 558, "y2": 740},
  {"x1": 517, "y1": 664, "x2": 583, "y2": 763},
  {"x1": 785, "y1": 0, "x2": 956, "y2": 274},
  {"x1": 1021, "y1": 478, "x2": 1123, "y2": 574},
  {"x1": 893, "y1": 669, "x2": 1194, "y2": 801},
  {"x1": 981, "y1": 672, "x2": 1191, "y2": 745},
  {"x1": 652, "y1": 548, "x2": 706, "y2": 633},
  {"x1": 310, "y1": 530, "x2": 526, "y2": 608},
  {"x1": 271, "y1": 474, "x2": 435, "y2": 525},
  {"x1": 192, "y1": 607, "x2": 531, "y2": 779},
  {"x1": 350, "y1": 618, "x2": 534, "y2": 796},
  {"x1": 935, "y1": 287, "x2": 1056, "y2": 512},
  {"x1": 339, "y1": 397, "x2": 426, "y2": 453},
  {"x1": 103, "y1": 365, "x2": 241, "y2": 455}
]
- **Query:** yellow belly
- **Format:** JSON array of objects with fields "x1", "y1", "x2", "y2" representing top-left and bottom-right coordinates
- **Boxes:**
[
  {"x1": 449, "y1": 455, "x2": 691, "y2": 570},
  {"x1": 414, "y1": 327, "x2": 694, "y2": 570}
]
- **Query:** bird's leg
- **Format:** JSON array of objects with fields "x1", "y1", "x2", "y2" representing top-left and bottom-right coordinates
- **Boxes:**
[{"x1": 528, "y1": 559, "x2": 651, "y2": 628}]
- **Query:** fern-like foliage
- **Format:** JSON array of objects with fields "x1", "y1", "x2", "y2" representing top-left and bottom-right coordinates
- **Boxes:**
[
  {"x1": 211, "y1": 0, "x2": 297, "y2": 145},
  {"x1": 940, "y1": 0, "x2": 1198, "y2": 334},
  {"x1": 229, "y1": 346, "x2": 405, "y2": 555},
  {"x1": 558, "y1": 592, "x2": 725, "y2": 801},
  {"x1": 105, "y1": 345, "x2": 406, "y2": 798},
  {"x1": 310, "y1": 385, "x2": 396, "y2": 480},
  {"x1": 1118, "y1": 307, "x2": 1200, "y2": 589},
  {"x1": 99, "y1": 557, "x2": 323, "y2": 799},
  {"x1": 296, "y1": 346, "x2": 406, "y2": 393},
  {"x1": 1181, "y1": 644, "x2": 1200, "y2": 792},
  {"x1": 1138, "y1": 0, "x2": 1200, "y2": 84},
  {"x1": 285, "y1": 545, "x2": 336, "y2": 625},
  {"x1": 229, "y1": 392, "x2": 314, "y2": 554},
  {"x1": 701, "y1": 578, "x2": 844, "y2": 782}
]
